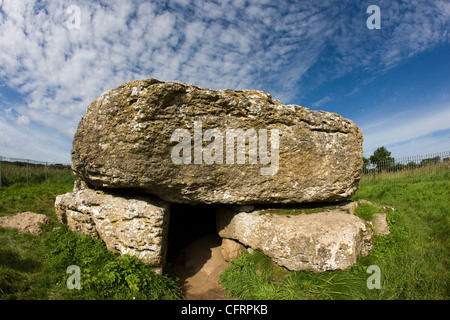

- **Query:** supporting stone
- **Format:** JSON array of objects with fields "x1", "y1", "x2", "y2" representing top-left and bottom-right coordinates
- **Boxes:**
[
  {"x1": 216, "y1": 206, "x2": 374, "y2": 272},
  {"x1": 221, "y1": 238, "x2": 247, "y2": 262},
  {"x1": 55, "y1": 182, "x2": 170, "y2": 274}
]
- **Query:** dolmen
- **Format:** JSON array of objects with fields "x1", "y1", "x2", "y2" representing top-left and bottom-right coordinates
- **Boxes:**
[{"x1": 56, "y1": 78, "x2": 373, "y2": 274}]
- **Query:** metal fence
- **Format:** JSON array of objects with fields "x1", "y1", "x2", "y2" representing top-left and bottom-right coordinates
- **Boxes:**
[
  {"x1": 2, "y1": 150, "x2": 448, "y2": 187},
  {"x1": 362, "y1": 150, "x2": 450, "y2": 183},
  {"x1": 0, "y1": 156, "x2": 72, "y2": 187}
]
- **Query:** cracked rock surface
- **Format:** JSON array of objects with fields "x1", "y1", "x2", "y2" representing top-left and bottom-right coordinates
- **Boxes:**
[
  {"x1": 71, "y1": 78, "x2": 363, "y2": 204},
  {"x1": 217, "y1": 205, "x2": 374, "y2": 272},
  {"x1": 55, "y1": 181, "x2": 170, "y2": 274}
]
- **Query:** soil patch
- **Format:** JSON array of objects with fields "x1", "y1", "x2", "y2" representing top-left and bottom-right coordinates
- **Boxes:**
[
  {"x1": 170, "y1": 233, "x2": 230, "y2": 300},
  {"x1": 0, "y1": 212, "x2": 49, "y2": 236}
]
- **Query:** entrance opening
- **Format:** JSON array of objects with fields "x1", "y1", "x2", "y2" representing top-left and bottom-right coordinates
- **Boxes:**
[
  {"x1": 166, "y1": 203, "x2": 220, "y2": 263},
  {"x1": 165, "y1": 203, "x2": 230, "y2": 299}
]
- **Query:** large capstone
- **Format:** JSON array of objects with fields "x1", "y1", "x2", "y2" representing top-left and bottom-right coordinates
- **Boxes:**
[{"x1": 71, "y1": 78, "x2": 363, "y2": 204}]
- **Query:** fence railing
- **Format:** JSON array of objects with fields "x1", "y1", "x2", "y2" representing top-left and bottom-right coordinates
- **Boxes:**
[
  {"x1": 2, "y1": 150, "x2": 449, "y2": 187},
  {"x1": 0, "y1": 156, "x2": 73, "y2": 187},
  {"x1": 362, "y1": 150, "x2": 450, "y2": 183}
]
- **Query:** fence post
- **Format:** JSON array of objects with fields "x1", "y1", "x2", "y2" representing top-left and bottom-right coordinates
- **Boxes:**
[
  {"x1": 26, "y1": 159, "x2": 29, "y2": 185},
  {"x1": 0, "y1": 156, "x2": 2, "y2": 187}
]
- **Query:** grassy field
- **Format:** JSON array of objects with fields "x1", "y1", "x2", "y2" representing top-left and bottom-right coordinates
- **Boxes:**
[
  {"x1": 220, "y1": 170, "x2": 449, "y2": 300},
  {"x1": 1, "y1": 168, "x2": 448, "y2": 300},
  {"x1": 0, "y1": 173, "x2": 183, "y2": 300},
  {"x1": 0, "y1": 160, "x2": 72, "y2": 187}
]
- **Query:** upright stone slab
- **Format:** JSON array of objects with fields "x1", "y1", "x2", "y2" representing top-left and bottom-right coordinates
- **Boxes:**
[
  {"x1": 216, "y1": 205, "x2": 374, "y2": 272},
  {"x1": 71, "y1": 78, "x2": 363, "y2": 204},
  {"x1": 55, "y1": 181, "x2": 170, "y2": 274}
]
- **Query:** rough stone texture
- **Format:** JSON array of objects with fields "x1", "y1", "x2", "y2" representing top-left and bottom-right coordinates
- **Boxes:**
[
  {"x1": 55, "y1": 182, "x2": 170, "y2": 274},
  {"x1": 371, "y1": 213, "x2": 390, "y2": 235},
  {"x1": 216, "y1": 207, "x2": 373, "y2": 272},
  {"x1": 71, "y1": 78, "x2": 363, "y2": 204},
  {"x1": 0, "y1": 212, "x2": 50, "y2": 236},
  {"x1": 221, "y1": 238, "x2": 247, "y2": 261}
]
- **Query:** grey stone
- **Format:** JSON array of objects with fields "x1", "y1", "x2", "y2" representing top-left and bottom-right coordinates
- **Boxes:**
[
  {"x1": 71, "y1": 78, "x2": 363, "y2": 204},
  {"x1": 55, "y1": 184, "x2": 170, "y2": 274},
  {"x1": 221, "y1": 238, "x2": 247, "y2": 261},
  {"x1": 216, "y1": 207, "x2": 374, "y2": 272},
  {"x1": 371, "y1": 213, "x2": 390, "y2": 235}
]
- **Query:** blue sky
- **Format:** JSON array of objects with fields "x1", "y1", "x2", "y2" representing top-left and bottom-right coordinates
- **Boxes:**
[{"x1": 0, "y1": 0, "x2": 449, "y2": 163}]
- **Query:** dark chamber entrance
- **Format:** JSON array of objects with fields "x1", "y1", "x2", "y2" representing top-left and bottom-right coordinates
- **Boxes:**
[
  {"x1": 166, "y1": 203, "x2": 219, "y2": 263},
  {"x1": 165, "y1": 203, "x2": 231, "y2": 300}
]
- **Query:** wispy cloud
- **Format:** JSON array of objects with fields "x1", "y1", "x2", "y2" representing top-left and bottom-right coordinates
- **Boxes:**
[
  {"x1": 312, "y1": 96, "x2": 332, "y2": 107},
  {"x1": 388, "y1": 133, "x2": 450, "y2": 159},
  {"x1": 0, "y1": 109, "x2": 71, "y2": 161},
  {"x1": 361, "y1": 105, "x2": 450, "y2": 157},
  {"x1": 0, "y1": 0, "x2": 449, "y2": 162},
  {"x1": 16, "y1": 114, "x2": 29, "y2": 126}
]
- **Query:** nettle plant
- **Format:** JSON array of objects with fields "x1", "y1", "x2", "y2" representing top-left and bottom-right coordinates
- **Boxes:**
[{"x1": 44, "y1": 226, "x2": 182, "y2": 299}]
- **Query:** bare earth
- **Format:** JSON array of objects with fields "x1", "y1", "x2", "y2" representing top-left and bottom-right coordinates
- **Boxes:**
[
  {"x1": 0, "y1": 212, "x2": 49, "y2": 236},
  {"x1": 171, "y1": 233, "x2": 230, "y2": 300}
]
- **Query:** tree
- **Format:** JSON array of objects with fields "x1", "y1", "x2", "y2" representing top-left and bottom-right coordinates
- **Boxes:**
[
  {"x1": 369, "y1": 146, "x2": 394, "y2": 171},
  {"x1": 406, "y1": 161, "x2": 416, "y2": 169},
  {"x1": 363, "y1": 157, "x2": 370, "y2": 171},
  {"x1": 420, "y1": 156, "x2": 440, "y2": 167}
]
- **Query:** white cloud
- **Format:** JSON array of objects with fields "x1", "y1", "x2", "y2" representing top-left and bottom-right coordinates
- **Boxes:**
[
  {"x1": 312, "y1": 96, "x2": 332, "y2": 107},
  {"x1": 16, "y1": 114, "x2": 29, "y2": 126},
  {"x1": 388, "y1": 134, "x2": 450, "y2": 159},
  {"x1": 0, "y1": 0, "x2": 448, "y2": 162},
  {"x1": 0, "y1": 111, "x2": 71, "y2": 162},
  {"x1": 361, "y1": 106, "x2": 450, "y2": 157}
]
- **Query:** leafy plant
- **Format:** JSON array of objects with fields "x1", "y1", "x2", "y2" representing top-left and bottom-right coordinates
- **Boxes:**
[{"x1": 42, "y1": 226, "x2": 183, "y2": 300}]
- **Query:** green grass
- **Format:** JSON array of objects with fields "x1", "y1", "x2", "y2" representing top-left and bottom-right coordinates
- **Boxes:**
[
  {"x1": 220, "y1": 170, "x2": 449, "y2": 300},
  {"x1": 219, "y1": 249, "x2": 374, "y2": 300},
  {"x1": 0, "y1": 161, "x2": 73, "y2": 187},
  {"x1": 353, "y1": 203, "x2": 386, "y2": 221},
  {"x1": 0, "y1": 182, "x2": 75, "y2": 218},
  {"x1": 40, "y1": 226, "x2": 182, "y2": 300},
  {"x1": 258, "y1": 204, "x2": 343, "y2": 216},
  {"x1": 1, "y1": 168, "x2": 448, "y2": 300},
  {"x1": 0, "y1": 176, "x2": 183, "y2": 300}
]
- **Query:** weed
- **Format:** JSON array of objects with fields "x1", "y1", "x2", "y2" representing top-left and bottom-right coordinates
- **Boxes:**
[
  {"x1": 41, "y1": 226, "x2": 183, "y2": 300},
  {"x1": 0, "y1": 181, "x2": 183, "y2": 300}
]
